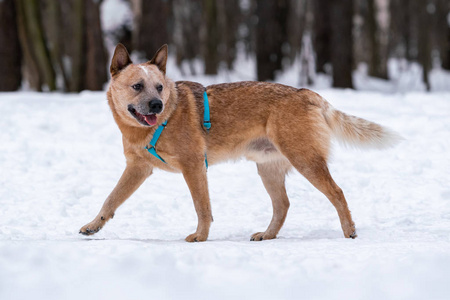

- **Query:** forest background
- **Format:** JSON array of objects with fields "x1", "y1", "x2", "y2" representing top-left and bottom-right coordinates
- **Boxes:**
[{"x1": 1, "y1": 0, "x2": 449, "y2": 93}]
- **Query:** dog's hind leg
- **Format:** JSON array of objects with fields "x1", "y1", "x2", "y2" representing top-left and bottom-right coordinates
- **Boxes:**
[
  {"x1": 251, "y1": 160, "x2": 291, "y2": 241},
  {"x1": 283, "y1": 150, "x2": 356, "y2": 239},
  {"x1": 267, "y1": 106, "x2": 356, "y2": 239}
]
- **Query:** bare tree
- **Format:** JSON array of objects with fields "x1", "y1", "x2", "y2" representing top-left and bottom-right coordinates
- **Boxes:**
[
  {"x1": 444, "y1": 22, "x2": 450, "y2": 70},
  {"x1": 216, "y1": 0, "x2": 240, "y2": 70},
  {"x1": 418, "y1": 1, "x2": 432, "y2": 91},
  {"x1": 313, "y1": 0, "x2": 331, "y2": 74},
  {"x1": 435, "y1": 0, "x2": 450, "y2": 70},
  {"x1": 367, "y1": 0, "x2": 388, "y2": 79},
  {"x1": 0, "y1": 0, "x2": 22, "y2": 91},
  {"x1": 330, "y1": 0, "x2": 354, "y2": 88},
  {"x1": 255, "y1": 0, "x2": 288, "y2": 81},
  {"x1": 15, "y1": 0, "x2": 56, "y2": 91},
  {"x1": 84, "y1": 0, "x2": 108, "y2": 91},
  {"x1": 132, "y1": 0, "x2": 169, "y2": 60},
  {"x1": 204, "y1": 0, "x2": 219, "y2": 74},
  {"x1": 172, "y1": 0, "x2": 203, "y2": 75}
]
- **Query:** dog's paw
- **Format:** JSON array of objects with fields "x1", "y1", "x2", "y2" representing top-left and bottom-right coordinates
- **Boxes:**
[
  {"x1": 343, "y1": 223, "x2": 357, "y2": 239},
  {"x1": 346, "y1": 230, "x2": 357, "y2": 239},
  {"x1": 250, "y1": 232, "x2": 276, "y2": 241},
  {"x1": 79, "y1": 219, "x2": 105, "y2": 236},
  {"x1": 185, "y1": 232, "x2": 208, "y2": 242}
]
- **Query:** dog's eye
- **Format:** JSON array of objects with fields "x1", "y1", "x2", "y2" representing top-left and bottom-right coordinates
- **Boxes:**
[
  {"x1": 156, "y1": 84, "x2": 163, "y2": 93},
  {"x1": 132, "y1": 83, "x2": 142, "y2": 91}
]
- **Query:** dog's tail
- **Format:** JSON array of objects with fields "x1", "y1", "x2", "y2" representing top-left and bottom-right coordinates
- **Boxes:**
[{"x1": 322, "y1": 103, "x2": 402, "y2": 149}]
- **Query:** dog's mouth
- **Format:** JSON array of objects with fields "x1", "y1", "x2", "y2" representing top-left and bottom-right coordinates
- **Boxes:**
[{"x1": 127, "y1": 106, "x2": 158, "y2": 126}]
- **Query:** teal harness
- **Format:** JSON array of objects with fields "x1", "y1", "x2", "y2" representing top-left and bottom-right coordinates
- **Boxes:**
[{"x1": 145, "y1": 89, "x2": 211, "y2": 168}]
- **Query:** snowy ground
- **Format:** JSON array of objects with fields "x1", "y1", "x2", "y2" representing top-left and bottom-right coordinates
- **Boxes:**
[{"x1": 1, "y1": 85, "x2": 449, "y2": 300}]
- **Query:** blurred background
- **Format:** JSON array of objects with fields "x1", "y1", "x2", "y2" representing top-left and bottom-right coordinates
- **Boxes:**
[{"x1": 0, "y1": 0, "x2": 449, "y2": 93}]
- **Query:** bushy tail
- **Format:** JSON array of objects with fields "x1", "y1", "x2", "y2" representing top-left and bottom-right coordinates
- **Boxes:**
[{"x1": 323, "y1": 105, "x2": 402, "y2": 149}]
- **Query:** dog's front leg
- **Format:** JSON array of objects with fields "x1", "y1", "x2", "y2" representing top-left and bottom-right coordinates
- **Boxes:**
[
  {"x1": 182, "y1": 162, "x2": 212, "y2": 242},
  {"x1": 79, "y1": 162, "x2": 153, "y2": 235}
]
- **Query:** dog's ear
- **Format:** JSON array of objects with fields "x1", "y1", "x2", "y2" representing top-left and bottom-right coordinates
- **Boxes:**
[
  {"x1": 110, "y1": 44, "x2": 132, "y2": 76},
  {"x1": 148, "y1": 44, "x2": 168, "y2": 75}
]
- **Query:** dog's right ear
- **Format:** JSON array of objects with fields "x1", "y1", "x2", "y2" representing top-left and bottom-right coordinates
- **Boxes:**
[
  {"x1": 148, "y1": 44, "x2": 168, "y2": 75},
  {"x1": 110, "y1": 44, "x2": 132, "y2": 76}
]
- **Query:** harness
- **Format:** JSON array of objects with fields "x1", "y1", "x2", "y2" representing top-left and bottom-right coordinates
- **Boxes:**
[{"x1": 144, "y1": 89, "x2": 211, "y2": 168}]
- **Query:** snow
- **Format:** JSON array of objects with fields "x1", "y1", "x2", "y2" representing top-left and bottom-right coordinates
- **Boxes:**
[
  {"x1": 1, "y1": 84, "x2": 449, "y2": 299},
  {"x1": 1, "y1": 0, "x2": 448, "y2": 297}
]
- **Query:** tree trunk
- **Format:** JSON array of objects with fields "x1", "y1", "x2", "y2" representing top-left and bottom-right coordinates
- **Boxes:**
[
  {"x1": 21, "y1": 0, "x2": 56, "y2": 91},
  {"x1": 132, "y1": 0, "x2": 169, "y2": 60},
  {"x1": 367, "y1": 0, "x2": 388, "y2": 79},
  {"x1": 418, "y1": 1, "x2": 431, "y2": 91},
  {"x1": 83, "y1": 0, "x2": 107, "y2": 91},
  {"x1": 313, "y1": 0, "x2": 331, "y2": 74},
  {"x1": 16, "y1": 0, "x2": 56, "y2": 91},
  {"x1": 15, "y1": 0, "x2": 41, "y2": 90},
  {"x1": 437, "y1": 0, "x2": 450, "y2": 70},
  {"x1": 330, "y1": 0, "x2": 354, "y2": 88},
  {"x1": 255, "y1": 0, "x2": 288, "y2": 81},
  {"x1": 0, "y1": 0, "x2": 22, "y2": 91},
  {"x1": 286, "y1": 0, "x2": 306, "y2": 63},
  {"x1": 203, "y1": 0, "x2": 219, "y2": 74},
  {"x1": 444, "y1": 23, "x2": 450, "y2": 70},
  {"x1": 41, "y1": 0, "x2": 69, "y2": 90},
  {"x1": 216, "y1": 0, "x2": 240, "y2": 70},
  {"x1": 172, "y1": 0, "x2": 202, "y2": 74},
  {"x1": 68, "y1": 0, "x2": 84, "y2": 92}
]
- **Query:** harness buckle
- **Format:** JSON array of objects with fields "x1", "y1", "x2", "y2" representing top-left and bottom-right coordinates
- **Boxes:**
[{"x1": 203, "y1": 121, "x2": 211, "y2": 130}]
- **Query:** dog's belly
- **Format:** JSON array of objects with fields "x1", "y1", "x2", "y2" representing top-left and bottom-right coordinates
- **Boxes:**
[{"x1": 244, "y1": 137, "x2": 286, "y2": 163}]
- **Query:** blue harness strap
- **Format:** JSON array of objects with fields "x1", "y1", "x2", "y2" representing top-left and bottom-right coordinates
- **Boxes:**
[
  {"x1": 203, "y1": 90, "x2": 211, "y2": 168},
  {"x1": 145, "y1": 120, "x2": 168, "y2": 163},
  {"x1": 203, "y1": 90, "x2": 211, "y2": 131},
  {"x1": 145, "y1": 89, "x2": 211, "y2": 168}
]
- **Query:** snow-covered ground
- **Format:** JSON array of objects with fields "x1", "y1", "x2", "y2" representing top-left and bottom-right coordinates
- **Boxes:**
[{"x1": 1, "y1": 84, "x2": 449, "y2": 299}]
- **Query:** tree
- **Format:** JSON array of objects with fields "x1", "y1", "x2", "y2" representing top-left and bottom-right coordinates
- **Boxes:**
[
  {"x1": 367, "y1": 0, "x2": 388, "y2": 79},
  {"x1": 131, "y1": 0, "x2": 169, "y2": 60},
  {"x1": 204, "y1": 0, "x2": 219, "y2": 74},
  {"x1": 14, "y1": 0, "x2": 107, "y2": 92},
  {"x1": 84, "y1": 0, "x2": 108, "y2": 91},
  {"x1": 313, "y1": 0, "x2": 332, "y2": 74},
  {"x1": 216, "y1": 0, "x2": 240, "y2": 70},
  {"x1": 172, "y1": 0, "x2": 203, "y2": 75},
  {"x1": 330, "y1": 0, "x2": 354, "y2": 88},
  {"x1": 255, "y1": 0, "x2": 289, "y2": 81},
  {"x1": 42, "y1": 0, "x2": 69, "y2": 90},
  {"x1": 15, "y1": 0, "x2": 56, "y2": 91},
  {"x1": 444, "y1": 22, "x2": 450, "y2": 70},
  {"x1": 0, "y1": 0, "x2": 22, "y2": 91},
  {"x1": 418, "y1": 1, "x2": 432, "y2": 91},
  {"x1": 435, "y1": 0, "x2": 450, "y2": 70},
  {"x1": 389, "y1": 0, "x2": 412, "y2": 60}
]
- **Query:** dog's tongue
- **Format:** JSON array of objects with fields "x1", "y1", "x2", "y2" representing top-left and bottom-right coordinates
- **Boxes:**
[{"x1": 144, "y1": 114, "x2": 157, "y2": 126}]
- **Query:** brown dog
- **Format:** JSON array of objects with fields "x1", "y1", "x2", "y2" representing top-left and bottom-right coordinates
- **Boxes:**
[{"x1": 79, "y1": 44, "x2": 399, "y2": 242}]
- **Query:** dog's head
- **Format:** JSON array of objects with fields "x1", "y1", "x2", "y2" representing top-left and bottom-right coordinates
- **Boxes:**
[{"x1": 108, "y1": 44, "x2": 174, "y2": 127}]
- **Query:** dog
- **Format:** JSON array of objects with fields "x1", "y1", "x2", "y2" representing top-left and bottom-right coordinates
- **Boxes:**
[{"x1": 79, "y1": 44, "x2": 400, "y2": 242}]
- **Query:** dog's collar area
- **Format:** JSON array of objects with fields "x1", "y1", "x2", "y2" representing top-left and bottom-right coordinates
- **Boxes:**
[{"x1": 145, "y1": 88, "x2": 211, "y2": 168}]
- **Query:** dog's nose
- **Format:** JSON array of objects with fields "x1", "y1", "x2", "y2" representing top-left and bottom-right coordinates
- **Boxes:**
[{"x1": 149, "y1": 99, "x2": 163, "y2": 114}]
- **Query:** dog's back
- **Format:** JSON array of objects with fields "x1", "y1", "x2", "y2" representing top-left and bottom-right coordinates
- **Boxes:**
[{"x1": 203, "y1": 82, "x2": 400, "y2": 165}]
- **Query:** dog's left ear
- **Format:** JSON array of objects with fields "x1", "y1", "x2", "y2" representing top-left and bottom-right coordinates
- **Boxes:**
[
  {"x1": 148, "y1": 44, "x2": 168, "y2": 75},
  {"x1": 110, "y1": 43, "x2": 132, "y2": 76}
]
